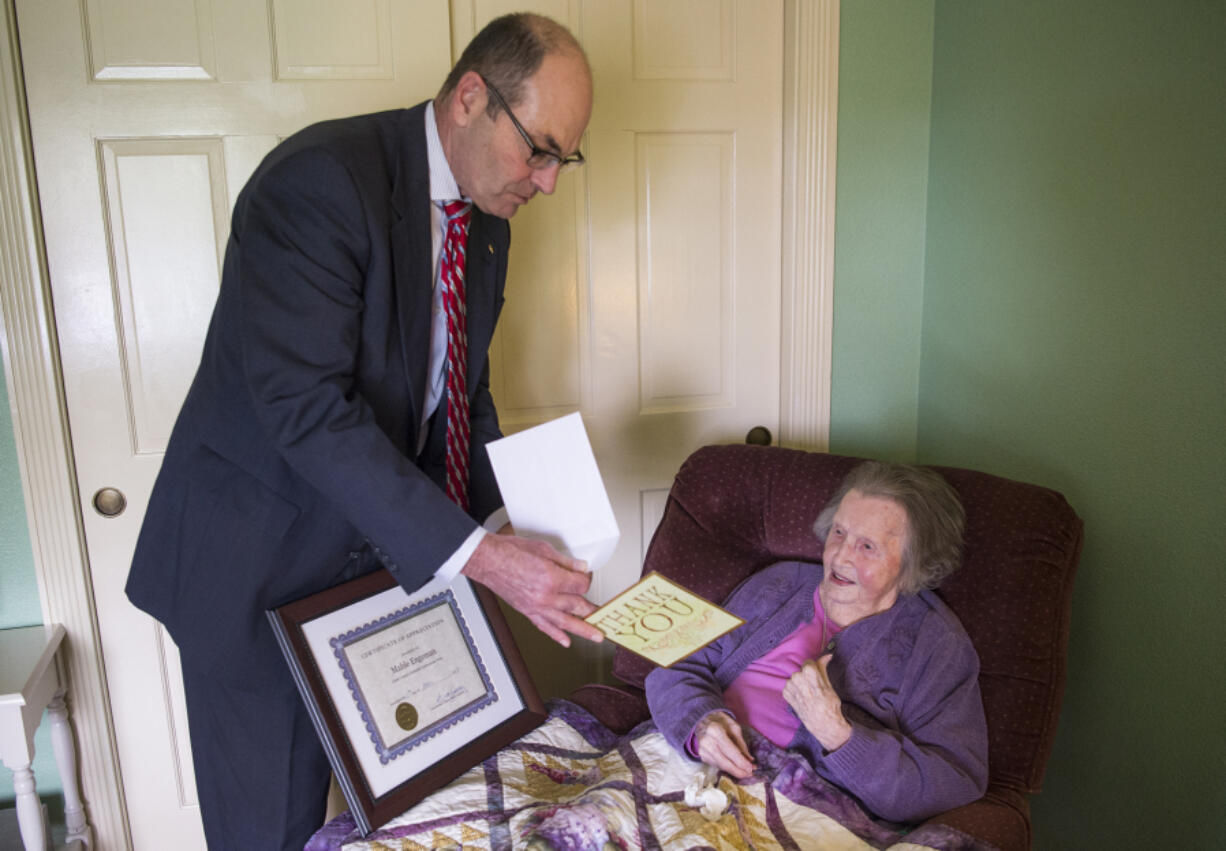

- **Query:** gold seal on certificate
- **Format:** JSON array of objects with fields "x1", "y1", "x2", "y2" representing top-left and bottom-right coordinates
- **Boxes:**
[{"x1": 395, "y1": 703, "x2": 418, "y2": 731}]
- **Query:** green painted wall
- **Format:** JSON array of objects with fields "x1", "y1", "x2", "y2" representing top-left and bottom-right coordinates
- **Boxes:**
[
  {"x1": 833, "y1": 1, "x2": 1225, "y2": 847},
  {"x1": 916, "y1": 3, "x2": 1225, "y2": 845},
  {"x1": 829, "y1": 0, "x2": 934, "y2": 462},
  {"x1": 1, "y1": 371, "x2": 63, "y2": 809},
  {"x1": 0, "y1": 370, "x2": 38, "y2": 627}
]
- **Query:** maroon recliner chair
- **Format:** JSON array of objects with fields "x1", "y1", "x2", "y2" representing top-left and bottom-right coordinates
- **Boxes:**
[{"x1": 568, "y1": 445, "x2": 1082, "y2": 851}]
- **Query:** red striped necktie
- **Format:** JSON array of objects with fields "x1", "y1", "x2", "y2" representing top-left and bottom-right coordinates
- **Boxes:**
[{"x1": 439, "y1": 200, "x2": 472, "y2": 510}]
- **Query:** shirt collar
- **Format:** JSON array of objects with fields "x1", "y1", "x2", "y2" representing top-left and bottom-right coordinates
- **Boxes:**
[{"x1": 425, "y1": 101, "x2": 464, "y2": 204}]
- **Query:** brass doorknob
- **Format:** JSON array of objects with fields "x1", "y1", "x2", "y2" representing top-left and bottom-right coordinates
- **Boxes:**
[
  {"x1": 745, "y1": 426, "x2": 772, "y2": 446},
  {"x1": 92, "y1": 487, "x2": 127, "y2": 517}
]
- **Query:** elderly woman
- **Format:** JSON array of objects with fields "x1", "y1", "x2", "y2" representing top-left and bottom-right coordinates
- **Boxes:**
[{"x1": 646, "y1": 461, "x2": 989, "y2": 824}]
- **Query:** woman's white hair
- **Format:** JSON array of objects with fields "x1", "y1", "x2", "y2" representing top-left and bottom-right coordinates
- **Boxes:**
[{"x1": 812, "y1": 461, "x2": 966, "y2": 595}]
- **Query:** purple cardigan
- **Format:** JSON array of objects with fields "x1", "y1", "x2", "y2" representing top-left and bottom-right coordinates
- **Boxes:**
[{"x1": 646, "y1": 561, "x2": 989, "y2": 824}]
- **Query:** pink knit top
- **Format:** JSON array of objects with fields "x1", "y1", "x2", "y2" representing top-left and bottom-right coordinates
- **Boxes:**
[{"x1": 721, "y1": 585, "x2": 842, "y2": 747}]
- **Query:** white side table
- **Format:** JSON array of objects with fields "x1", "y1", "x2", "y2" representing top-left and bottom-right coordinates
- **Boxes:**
[{"x1": 0, "y1": 625, "x2": 93, "y2": 851}]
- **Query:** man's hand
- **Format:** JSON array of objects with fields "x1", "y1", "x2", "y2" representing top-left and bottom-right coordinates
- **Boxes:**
[
  {"x1": 693, "y1": 712, "x2": 755, "y2": 779},
  {"x1": 782, "y1": 656, "x2": 852, "y2": 751},
  {"x1": 461, "y1": 533, "x2": 604, "y2": 647}
]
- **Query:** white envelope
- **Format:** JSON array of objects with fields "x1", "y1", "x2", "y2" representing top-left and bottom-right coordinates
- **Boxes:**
[{"x1": 485, "y1": 412, "x2": 620, "y2": 570}]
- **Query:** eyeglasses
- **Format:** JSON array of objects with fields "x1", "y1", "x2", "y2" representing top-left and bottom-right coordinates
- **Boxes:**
[{"x1": 480, "y1": 75, "x2": 586, "y2": 174}]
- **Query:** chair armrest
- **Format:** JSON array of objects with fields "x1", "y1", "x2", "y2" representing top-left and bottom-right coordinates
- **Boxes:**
[
  {"x1": 565, "y1": 683, "x2": 649, "y2": 735},
  {"x1": 922, "y1": 786, "x2": 1031, "y2": 851}
]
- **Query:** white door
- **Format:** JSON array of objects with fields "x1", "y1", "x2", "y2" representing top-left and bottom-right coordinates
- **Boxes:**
[{"x1": 18, "y1": 0, "x2": 782, "y2": 844}]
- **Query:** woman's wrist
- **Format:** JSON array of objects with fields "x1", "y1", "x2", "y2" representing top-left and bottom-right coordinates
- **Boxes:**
[{"x1": 819, "y1": 719, "x2": 853, "y2": 753}]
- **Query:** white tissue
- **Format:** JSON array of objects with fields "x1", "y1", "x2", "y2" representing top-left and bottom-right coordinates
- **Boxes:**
[{"x1": 683, "y1": 767, "x2": 729, "y2": 821}]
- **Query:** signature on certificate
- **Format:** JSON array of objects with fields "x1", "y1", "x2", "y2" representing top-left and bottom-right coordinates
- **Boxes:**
[{"x1": 431, "y1": 684, "x2": 470, "y2": 710}]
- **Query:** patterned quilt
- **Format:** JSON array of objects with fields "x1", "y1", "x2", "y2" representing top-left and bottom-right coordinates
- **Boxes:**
[{"x1": 307, "y1": 701, "x2": 991, "y2": 851}]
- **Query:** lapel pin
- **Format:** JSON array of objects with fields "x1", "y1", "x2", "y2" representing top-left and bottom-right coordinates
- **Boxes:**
[{"x1": 488, "y1": 243, "x2": 494, "y2": 254}]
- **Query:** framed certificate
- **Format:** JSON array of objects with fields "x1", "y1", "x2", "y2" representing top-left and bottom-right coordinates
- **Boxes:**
[{"x1": 267, "y1": 569, "x2": 545, "y2": 835}]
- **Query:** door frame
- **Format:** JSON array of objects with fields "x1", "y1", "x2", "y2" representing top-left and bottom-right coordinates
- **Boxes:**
[{"x1": 0, "y1": 2, "x2": 838, "y2": 846}]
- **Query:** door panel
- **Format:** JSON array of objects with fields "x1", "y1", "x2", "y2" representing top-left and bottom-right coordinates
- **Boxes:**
[
  {"x1": 99, "y1": 139, "x2": 228, "y2": 454},
  {"x1": 635, "y1": 131, "x2": 734, "y2": 408}
]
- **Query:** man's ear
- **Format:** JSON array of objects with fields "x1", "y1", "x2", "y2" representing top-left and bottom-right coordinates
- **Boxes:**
[{"x1": 448, "y1": 70, "x2": 487, "y2": 129}]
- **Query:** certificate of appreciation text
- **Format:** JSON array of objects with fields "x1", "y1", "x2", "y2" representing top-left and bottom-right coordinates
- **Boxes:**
[{"x1": 332, "y1": 590, "x2": 494, "y2": 764}]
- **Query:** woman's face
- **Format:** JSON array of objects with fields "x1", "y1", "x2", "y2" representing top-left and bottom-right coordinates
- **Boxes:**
[{"x1": 820, "y1": 490, "x2": 909, "y2": 626}]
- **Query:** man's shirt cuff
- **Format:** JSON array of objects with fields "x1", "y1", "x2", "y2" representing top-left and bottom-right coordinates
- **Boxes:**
[
  {"x1": 482, "y1": 507, "x2": 509, "y2": 534},
  {"x1": 433, "y1": 508, "x2": 510, "y2": 582}
]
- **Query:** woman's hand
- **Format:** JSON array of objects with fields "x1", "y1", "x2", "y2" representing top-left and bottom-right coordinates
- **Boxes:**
[
  {"x1": 693, "y1": 712, "x2": 756, "y2": 779},
  {"x1": 783, "y1": 657, "x2": 853, "y2": 752}
]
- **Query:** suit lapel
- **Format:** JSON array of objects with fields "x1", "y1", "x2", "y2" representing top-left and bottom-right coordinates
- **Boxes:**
[
  {"x1": 390, "y1": 102, "x2": 504, "y2": 445},
  {"x1": 390, "y1": 104, "x2": 433, "y2": 443}
]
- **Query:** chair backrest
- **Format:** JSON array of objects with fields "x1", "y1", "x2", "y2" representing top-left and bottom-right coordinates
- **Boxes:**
[{"x1": 613, "y1": 445, "x2": 1082, "y2": 795}]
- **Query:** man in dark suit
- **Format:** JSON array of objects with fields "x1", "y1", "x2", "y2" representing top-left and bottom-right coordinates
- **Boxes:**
[{"x1": 125, "y1": 13, "x2": 602, "y2": 849}]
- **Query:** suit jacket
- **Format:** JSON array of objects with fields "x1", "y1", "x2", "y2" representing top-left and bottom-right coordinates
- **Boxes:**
[{"x1": 126, "y1": 103, "x2": 509, "y2": 687}]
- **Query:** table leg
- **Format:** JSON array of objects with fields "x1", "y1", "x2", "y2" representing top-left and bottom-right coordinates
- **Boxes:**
[
  {"x1": 48, "y1": 693, "x2": 93, "y2": 849},
  {"x1": 9, "y1": 761, "x2": 47, "y2": 851}
]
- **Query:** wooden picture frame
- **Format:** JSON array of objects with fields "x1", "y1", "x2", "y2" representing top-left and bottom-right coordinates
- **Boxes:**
[{"x1": 267, "y1": 569, "x2": 545, "y2": 835}]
